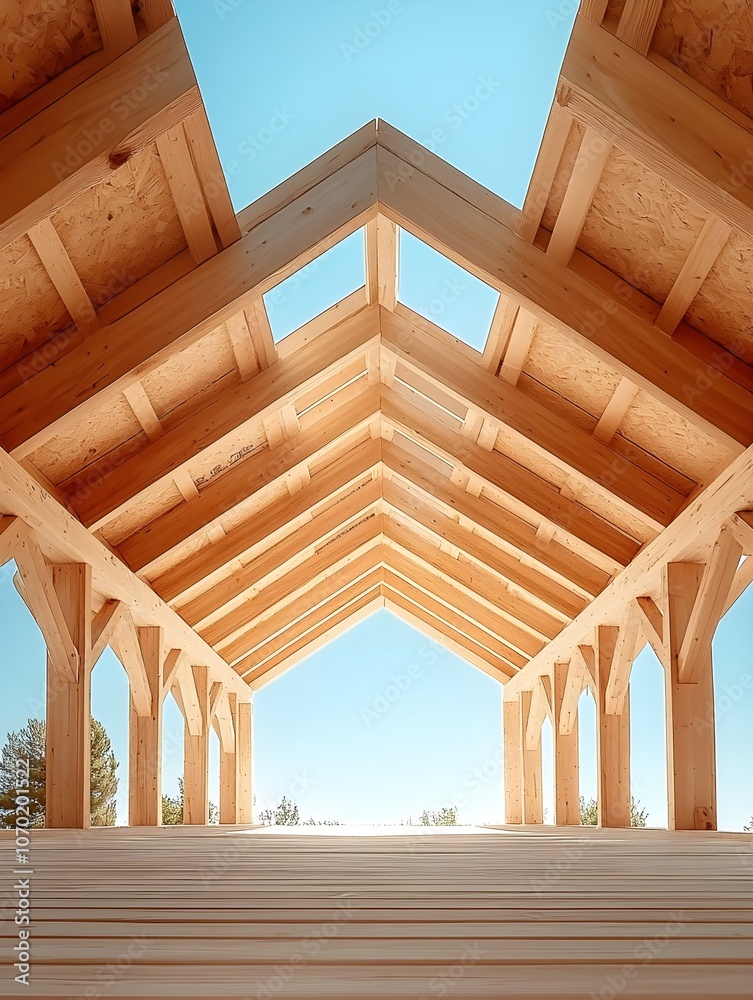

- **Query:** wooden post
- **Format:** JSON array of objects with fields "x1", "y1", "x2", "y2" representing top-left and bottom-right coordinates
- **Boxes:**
[
  {"x1": 236, "y1": 699, "x2": 253, "y2": 824},
  {"x1": 45, "y1": 564, "x2": 92, "y2": 829},
  {"x1": 184, "y1": 665, "x2": 210, "y2": 824},
  {"x1": 665, "y1": 562, "x2": 717, "y2": 830},
  {"x1": 128, "y1": 626, "x2": 163, "y2": 826},
  {"x1": 596, "y1": 625, "x2": 631, "y2": 827},
  {"x1": 503, "y1": 693, "x2": 522, "y2": 823},
  {"x1": 553, "y1": 662, "x2": 580, "y2": 825},
  {"x1": 520, "y1": 689, "x2": 543, "y2": 824},
  {"x1": 219, "y1": 693, "x2": 238, "y2": 824}
]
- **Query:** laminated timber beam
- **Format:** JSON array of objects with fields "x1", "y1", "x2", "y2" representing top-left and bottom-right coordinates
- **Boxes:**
[
  {"x1": 375, "y1": 126, "x2": 753, "y2": 450},
  {"x1": 559, "y1": 15, "x2": 753, "y2": 241},
  {"x1": 0, "y1": 447, "x2": 250, "y2": 703},
  {"x1": 505, "y1": 443, "x2": 753, "y2": 697},
  {"x1": 117, "y1": 384, "x2": 381, "y2": 573},
  {"x1": 67, "y1": 307, "x2": 379, "y2": 530},
  {"x1": 0, "y1": 141, "x2": 378, "y2": 458},
  {"x1": 380, "y1": 307, "x2": 685, "y2": 530},
  {"x1": 0, "y1": 18, "x2": 200, "y2": 251}
]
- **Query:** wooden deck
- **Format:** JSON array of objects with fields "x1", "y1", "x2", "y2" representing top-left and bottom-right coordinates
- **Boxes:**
[{"x1": 2, "y1": 825, "x2": 751, "y2": 998}]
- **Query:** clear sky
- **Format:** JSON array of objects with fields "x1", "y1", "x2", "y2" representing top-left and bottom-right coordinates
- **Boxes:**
[{"x1": 3, "y1": 2, "x2": 751, "y2": 832}]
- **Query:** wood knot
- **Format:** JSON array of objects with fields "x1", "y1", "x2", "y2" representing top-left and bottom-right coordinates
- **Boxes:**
[{"x1": 109, "y1": 148, "x2": 132, "y2": 170}]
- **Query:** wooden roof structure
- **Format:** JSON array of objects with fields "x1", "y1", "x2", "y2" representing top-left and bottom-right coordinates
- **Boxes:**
[{"x1": 1, "y1": 0, "x2": 753, "y2": 832}]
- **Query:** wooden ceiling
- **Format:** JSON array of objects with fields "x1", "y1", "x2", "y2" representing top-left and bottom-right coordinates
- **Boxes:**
[{"x1": 2, "y1": 0, "x2": 752, "y2": 692}]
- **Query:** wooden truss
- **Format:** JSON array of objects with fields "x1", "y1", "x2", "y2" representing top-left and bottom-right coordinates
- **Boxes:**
[{"x1": 2, "y1": 0, "x2": 753, "y2": 828}]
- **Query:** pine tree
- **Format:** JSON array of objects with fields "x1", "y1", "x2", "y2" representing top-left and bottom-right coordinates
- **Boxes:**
[{"x1": 0, "y1": 718, "x2": 119, "y2": 827}]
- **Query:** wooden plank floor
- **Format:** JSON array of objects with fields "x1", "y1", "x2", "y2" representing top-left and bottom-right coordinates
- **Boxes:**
[{"x1": 1, "y1": 825, "x2": 752, "y2": 998}]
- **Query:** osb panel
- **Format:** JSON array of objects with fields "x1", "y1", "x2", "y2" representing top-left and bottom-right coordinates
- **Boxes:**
[
  {"x1": 578, "y1": 148, "x2": 707, "y2": 304},
  {"x1": 685, "y1": 231, "x2": 753, "y2": 364},
  {"x1": 31, "y1": 395, "x2": 144, "y2": 485},
  {"x1": 618, "y1": 387, "x2": 730, "y2": 486},
  {"x1": 523, "y1": 321, "x2": 621, "y2": 418},
  {"x1": 52, "y1": 145, "x2": 185, "y2": 310},
  {"x1": 141, "y1": 326, "x2": 237, "y2": 419},
  {"x1": 652, "y1": 0, "x2": 753, "y2": 119},
  {"x1": 0, "y1": 233, "x2": 70, "y2": 371},
  {"x1": 520, "y1": 375, "x2": 697, "y2": 496},
  {"x1": 540, "y1": 121, "x2": 584, "y2": 234},
  {"x1": 101, "y1": 477, "x2": 184, "y2": 547},
  {"x1": 0, "y1": 0, "x2": 101, "y2": 109}
]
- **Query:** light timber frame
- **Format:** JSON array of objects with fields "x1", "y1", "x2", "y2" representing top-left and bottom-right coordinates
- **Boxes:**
[{"x1": 2, "y1": 0, "x2": 753, "y2": 830}]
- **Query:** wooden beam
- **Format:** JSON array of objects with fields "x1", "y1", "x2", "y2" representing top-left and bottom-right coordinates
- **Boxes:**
[
  {"x1": 0, "y1": 18, "x2": 199, "y2": 250},
  {"x1": 654, "y1": 216, "x2": 732, "y2": 335},
  {"x1": 0, "y1": 146, "x2": 377, "y2": 457},
  {"x1": 376, "y1": 134, "x2": 752, "y2": 449},
  {"x1": 595, "y1": 626, "x2": 631, "y2": 828},
  {"x1": 503, "y1": 694, "x2": 523, "y2": 823},
  {"x1": 579, "y1": 0, "x2": 607, "y2": 21},
  {"x1": 219, "y1": 692, "x2": 238, "y2": 824},
  {"x1": 184, "y1": 666, "x2": 210, "y2": 824},
  {"x1": 481, "y1": 294, "x2": 519, "y2": 374},
  {"x1": 183, "y1": 111, "x2": 241, "y2": 249},
  {"x1": 376, "y1": 214, "x2": 399, "y2": 309},
  {"x1": 664, "y1": 562, "x2": 717, "y2": 831},
  {"x1": 110, "y1": 609, "x2": 153, "y2": 718},
  {"x1": 68, "y1": 308, "x2": 378, "y2": 529},
  {"x1": 593, "y1": 378, "x2": 639, "y2": 445},
  {"x1": 45, "y1": 563, "x2": 92, "y2": 828},
  {"x1": 122, "y1": 382, "x2": 163, "y2": 442},
  {"x1": 559, "y1": 15, "x2": 753, "y2": 240},
  {"x1": 117, "y1": 384, "x2": 380, "y2": 573},
  {"x1": 546, "y1": 127, "x2": 610, "y2": 266},
  {"x1": 498, "y1": 309, "x2": 537, "y2": 387},
  {"x1": 156, "y1": 123, "x2": 217, "y2": 264},
  {"x1": 236, "y1": 700, "x2": 252, "y2": 823},
  {"x1": 27, "y1": 219, "x2": 99, "y2": 334},
  {"x1": 634, "y1": 595, "x2": 665, "y2": 663},
  {"x1": 381, "y1": 309, "x2": 682, "y2": 531},
  {"x1": 0, "y1": 515, "x2": 32, "y2": 566},
  {"x1": 171, "y1": 653, "x2": 203, "y2": 737},
  {"x1": 15, "y1": 538, "x2": 79, "y2": 683},
  {"x1": 615, "y1": 0, "x2": 664, "y2": 55},
  {"x1": 517, "y1": 103, "x2": 573, "y2": 243},
  {"x1": 520, "y1": 690, "x2": 543, "y2": 824},
  {"x1": 558, "y1": 658, "x2": 586, "y2": 736},
  {"x1": 129, "y1": 626, "x2": 163, "y2": 826},
  {"x1": 162, "y1": 648, "x2": 186, "y2": 700},
  {"x1": 677, "y1": 522, "x2": 742, "y2": 684},
  {"x1": 604, "y1": 607, "x2": 643, "y2": 715},
  {"x1": 524, "y1": 681, "x2": 549, "y2": 751},
  {"x1": 553, "y1": 661, "x2": 580, "y2": 825},
  {"x1": 92, "y1": 0, "x2": 139, "y2": 55},
  {"x1": 91, "y1": 599, "x2": 125, "y2": 667},
  {"x1": 729, "y1": 510, "x2": 753, "y2": 554}
]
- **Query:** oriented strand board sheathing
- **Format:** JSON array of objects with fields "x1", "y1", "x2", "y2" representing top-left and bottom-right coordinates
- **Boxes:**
[
  {"x1": 52, "y1": 145, "x2": 186, "y2": 311},
  {"x1": 619, "y1": 387, "x2": 733, "y2": 487},
  {"x1": 32, "y1": 395, "x2": 145, "y2": 486},
  {"x1": 578, "y1": 148, "x2": 707, "y2": 305},
  {"x1": 685, "y1": 232, "x2": 753, "y2": 364},
  {"x1": 0, "y1": 233, "x2": 71, "y2": 371},
  {"x1": 652, "y1": 0, "x2": 753, "y2": 119},
  {"x1": 524, "y1": 322, "x2": 622, "y2": 418},
  {"x1": 0, "y1": 0, "x2": 101, "y2": 109},
  {"x1": 4, "y1": 826, "x2": 750, "y2": 998},
  {"x1": 540, "y1": 121, "x2": 584, "y2": 234},
  {"x1": 141, "y1": 326, "x2": 238, "y2": 420}
]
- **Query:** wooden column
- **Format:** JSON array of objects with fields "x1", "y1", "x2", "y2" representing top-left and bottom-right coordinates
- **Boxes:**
[
  {"x1": 184, "y1": 665, "x2": 210, "y2": 824},
  {"x1": 45, "y1": 563, "x2": 92, "y2": 829},
  {"x1": 553, "y1": 662, "x2": 580, "y2": 825},
  {"x1": 236, "y1": 699, "x2": 252, "y2": 824},
  {"x1": 128, "y1": 626, "x2": 163, "y2": 826},
  {"x1": 596, "y1": 626, "x2": 631, "y2": 827},
  {"x1": 520, "y1": 689, "x2": 543, "y2": 824},
  {"x1": 503, "y1": 694, "x2": 522, "y2": 824},
  {"x1": 219, "y1": 693, "x2": 238, "y2": 824},
  {"x1": 665, "y1": 562, "x2": 717, "y2": 830}
]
